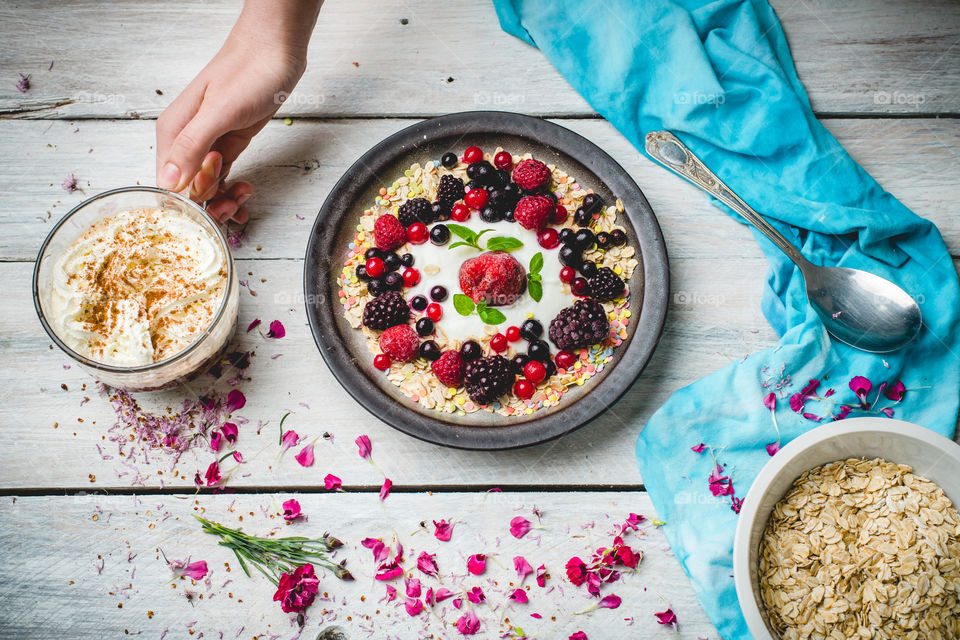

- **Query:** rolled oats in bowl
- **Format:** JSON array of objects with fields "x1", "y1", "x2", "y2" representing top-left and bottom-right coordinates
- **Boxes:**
[{"x1": 758, "y1": 457, "x2": 960, "y2": 640}]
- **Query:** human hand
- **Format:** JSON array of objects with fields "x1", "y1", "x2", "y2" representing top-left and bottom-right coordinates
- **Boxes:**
[{"x1": 156, "y1": 0, "x2": 322, "y2": 223}]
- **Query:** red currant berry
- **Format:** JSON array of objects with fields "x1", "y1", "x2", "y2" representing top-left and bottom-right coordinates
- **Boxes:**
[
  {"x1": 493, "y1": 150, "x2": 513, "y2": 170},
  {"x1": 513, "y1": 379, "x2": 535, "y2": 400},
  {"x1": 505, "y1": 326, "x2": 521, "y2": 342},
  {"x1": 450, "y1": 203, "x2": 471, "y2": 222},
  {"x1": 373, "y1": 354, "x2": 392, "y2": 370},
  {"x1": 407, "y1": 222, "x2": 429, "y2": 244},
  {"x1": 464, "y1": 188, "x2": 489, "y2": 210},
  {"x1": 490, "y1": 333, "x2": 508, "y2": 353},
  {"x1": 463, "y1": 146, "x2": 483, "y2": 164},
  {"x1": 555, "y1": 350, "x2": 576, "y2": 370},
  {"x1": 402, "y1": 267, "x2": 420, "y2": 287},
  {"x1": 523, "y1": 360, "x2": 547, "y2": 384},
  {"x1": 571, "y1": 277, "x2": 590, "y2": 296},
  {"x1": 552, "y1": 204, "x2": 568, "y2": 225},
  {"x1": 559, "y1": 267, "x2": 576, "y2": 283},
  {"x1": 365, "y1": 257, "x2": 385, "y2": 278},
  {"x1": 426, "y1": 303, "x2": 443, "y2": 322},
  {"x1": 537, "y1": 228, "x2": 560, "y2": 249}
]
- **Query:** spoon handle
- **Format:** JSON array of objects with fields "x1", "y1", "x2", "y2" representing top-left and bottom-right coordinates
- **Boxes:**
[{"x1": 644, "y1": 131, "x2": 809, "y2": 268}]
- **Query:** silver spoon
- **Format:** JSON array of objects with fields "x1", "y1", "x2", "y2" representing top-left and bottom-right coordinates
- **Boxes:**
[{"x1": 644, "y1": 130, "x2": 922, "y2": 353}]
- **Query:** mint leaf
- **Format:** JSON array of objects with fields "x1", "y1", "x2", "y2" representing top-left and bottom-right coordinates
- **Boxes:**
[
  {"x1": 448, "y1": 241, "x2": 473, "y2": 250},
  {"x1": 485, "y1": 236, "x2": 524, "y2": 252},
  {"x1": 453, "y1": 294, "x2": 475, "y2": 316},
  {"x1": 529, "y1": 252, "x2": 543, "y2": 275},
  {"x1": 528, "y1": 279, "x2": 543, "y2": 302},
  {"x1": 446, "y1": 223, "x2": 476, "y2": 244},
  {"x1": 477, "y1": 305, "x2": 507, "y2": 325}
]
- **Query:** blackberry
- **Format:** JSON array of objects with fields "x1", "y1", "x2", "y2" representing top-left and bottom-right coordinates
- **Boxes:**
[
  {"x1": 398, "y1": 198, "x2": 432, "y2": 227},
  {"x1": 362, "y1": 291, "x2": 410, "y2": 330},
  {"x1": 588, "y1": 267, "x2": 625, "y2": 302},
  {"x1": 436, "y1": 174, "x2": 465, "y2": 208},
  {"x1": 548, "y1": 299, "x2": 609, "y2": 350},
  {"x1": 464, "y1": 355, "x2": 515, "y2": 405}
]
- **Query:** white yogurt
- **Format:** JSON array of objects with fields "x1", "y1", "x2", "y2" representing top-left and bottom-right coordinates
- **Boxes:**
[{"x1": 404, "y1": 219, "x2": 572, "y2": 346}]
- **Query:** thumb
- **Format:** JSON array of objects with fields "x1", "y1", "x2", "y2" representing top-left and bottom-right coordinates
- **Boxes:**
[{"x1": 157, "y1": 108, "x2": 230, "y2": 192}]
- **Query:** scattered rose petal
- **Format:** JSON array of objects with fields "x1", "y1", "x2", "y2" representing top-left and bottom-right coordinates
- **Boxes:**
[
  {"x1": 569, "y1": 633, "x2": 588, "y2": 640},
  {"x1": 61, "y1": 172, "x2": 78, "y2": 192},
  {"x1": 731, "y1": 496, "x2": 743, "y2": 514},
  {"x1": 16, "y1": 73, "x2": 30, "y2": 93},
  {"x1": 763, "y1": 392, "x2": 776, "y2": 411},
  {"x1": 801, "y1": 412, "x2": 823, "y2": 422},
  {"x1": 226, "y1": 389, "x2": 246, "y2": 412},
  {"x1": 246, "y1": 318, "x2": 261, "y2": 332},
  {"x1": 404, "y1": 598, "x2": 423, "y2": 616},
  {"x1": 434, "y1": 587, "x2": 454, "y2": 603},
  {"x1": 210, "y1": 431, "x2": 223, "y2": 452},
  {"x1": 766, "y1": 441, "x2": 780, "y2": 456},
  {"x1": 625, "y1": 513, "x2": 646, "y2": 529},
  {"x1": 885, "y1": 380, "x2": 906, "y2": 401},
  {"x1": 416, "y1": 551, "x2": 438, "y2": 577},
  {"x1": 599, "y1": 594, "x2": 621, "y2": 609},
  {"x1": 467, "y1": 586, "x2": 484, "y2": 604},
  {"x1": 280, "y1": 430, "x2": 300, "y2": 451},
  {"x1": 221, "y1": 422, "x2": 238, "y2": 444},
  {"x1": 708, "y1": 464, "x2": 733, "y2": 497},
  {"x1": 433, "y1": 519, "x2": 453, "y2": 541},
  {"x1": 294, "y1": 444, "x2": 314, "y2": 467},
  {"x1": 232, "y1": 451, "x2": 243, "y2": 463},
  {"x1": 355, "y1": 434, "x2": 372, "y2": 459},
  {"x1": 881, "y1": 407, "x2": 895, "y2": 418},
  {"x1": 379, "y1": 477, "x2": 393, "y2": 501},
  {"x1": 509, "y1": 516, "x2": 531, "y2": 539},
  {"x1": 514, "y1": 556, "x2": 533, "y2": 582},
  {"x1": 266, "y1": 320, "x2": 285, "y2": 339},
  {"x1": 536, "y1": 564, "x2": 547, "y2": 587},
  {"x1": 455, "y1": 610, "x2": 481, "y2": 635},
  {"x1": 509, "y1": 588, "x2": 528, "y2": 603},
  {"x1": 849, "y1": 375, "x2": 872, "y2": 407},
  {"x1": 204, "y1": 461, "x2": 221, "y2": 487},
  {"x1": 405, "y1": 577, "x2": 421, "y2": 598},
  {"x1": 282, "y1": 499, "x2": 302, "y2": 521},
  {"x1": 690, "y1": 443, "x2": 705, "y2": 453},
  {"x1": 565, "y1": 557, "x2": 588, "y2": 586},
  {"x1": 467, "y1": 554, "x2": 486, "y2": 575},
  {"x1": 655, "y1": 608, "x2": 678, "y2": 627},
  {"x1": 273, "y1": 564, "x2": 319, "y2": 613},
  {"x1": 324, "y1": 474, "x2": 342, "y2": 491},
  {"x1": 375, "y1": 565, "x2": 403, "y2": 581},
  {"x1": 835, "y1": 405, "x2": 853, "y2": 420},
  {"x1": 169, "y1": 558, "x2": 208, "y2": 581},
  {"x1": 384, "y1": 584, "x2": 397, "y2": 601}
]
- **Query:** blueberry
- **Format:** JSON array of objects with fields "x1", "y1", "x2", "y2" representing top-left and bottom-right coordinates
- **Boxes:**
[
  {"x1": 558, "y1": 245, "x2": 582, "y2": 268},
  {"x1": 485, "y1": 183, "x2": 497, "y2": 193},
  {"x1": 520, "y1": 319, "x2": 543, "y2": 341},
  {"x1": 384, "y1": 271, "x2": 404, "y2": 291},
  {"x1": 559, "y1": 228, "x2": 576, "y2": 245},
  {"x1": 465, "y1": 179, "x2": 479, "y2": 191},
  {"x1": 466, "y1": 162, "x2": 482, "y2": 180},
  {"x1": 494, "y1": 169, "x2": 510, "y2": 186},
  {"x1": 503, "y1": 210, "x2": 515, "y2": 222},
  {"x1": 480, "y1": 206, "x2": 503, "y2": 223},
  {"x1": 410, "y1": 295, "x2": 428, "y2": 311},
  {"x1": 365, "y1": 247, "x2": 384, "y2": 261},
  {"x1": 574, "y1": 207, "x2": 592, "y2": 227},
  {"x1": 580, "y1": 261, "x2": 598, "y2": 278},
  {"x1": 355, "y1": 264, "x2": 370, "y2": 281},
  {"x1": 527, "y1": 340, "x2": 551, "y2": 362},
  {"x1": 368, "y1": 279, "x2": 385, "y2": 296},
  {"x1": 511, "y1": 354, "x2": 530, "y2": 375},
  {"x1": 400, "y1": 253, "x2": 415, "y2": 267},
  {"x1": 441, "y1": 152, "x2": 457, "y2": 168},
  {"x1": 460, "y1": 340, "x2": 482, "y2": 362},
  {"x1": 415, "y1": 317, "x2": 435, "y2": 337},
  {"x1": 610, "y1": 229, "x2": 627, "y2": 246},
  {"x1": 475, "y1": 163, "x2": 493, "y2": 184},
  {"x1": 574, "y1": 229, "x2": 595, "y2": 250},
  {"x1": 431, "y1": 201, "x2": 449, "y2": 221},
  {"x1": 430, "y1": 224, "x2": 451, "y2": 245},
  {"x1": 430, "y1": 285, "x2": 448, "y2": 302},
  {"x1": 420, "y1": 340, "x2": 441, "y2": 361},
  {"x1": 582, "y1": 193, "x2": 603, "y2": 214},
  {"x1": 417, "y1": 206, "x2": 436, "y2": 225},
  {"x1": 382, "y1": 252, "x2": 401, "y2": 272},
  {"x1": 595, "y1": 231, "x2": 612, "y2": 250},
  {"x1": 544, "y1": 360, "x2": 557, "y2": 379}
]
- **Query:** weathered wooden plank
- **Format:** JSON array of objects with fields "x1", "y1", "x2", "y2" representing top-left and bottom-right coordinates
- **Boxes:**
[
  {"x1": 2, "y1": 117, "x2": 959, "y2": 263},
  {"x1": 0, "y1": 254, "x2": 779, "y2": 490},
  {"x1": 0, "y1": 0, "x2": 957, "y2": 118},
  {"x1": 0, "y1": 492, "x2": 718, "y2": 638}
]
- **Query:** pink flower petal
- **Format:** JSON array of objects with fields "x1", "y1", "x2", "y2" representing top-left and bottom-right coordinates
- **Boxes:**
[
  {"x1": 282, "y1": 499, "x2": 302, "y2": 521},
  {"x1": 355, "y1": 434, "x2": 372, "y2": 459},
  {"x1": 204, "y1": 461, "x2": 221, "y2": 487},
  {"x1": 379, "y1": 477, "x2": 393, "y2": 501},
  {"x1": 763, "y1": 392, "x2": 776, "y2": 411},
  {"x1": 232, "y1": 451, "x2": 243, "y2": 463},
  {"x1": 569, "y1": 633, "x2": 589, "y2": 640},
  {"x1": 467, "y1": 586, "x2": 484, "y2": 604},
  {"x1": 404, "y1": 598, "x2": 423, "y2": 616},
  {"x1": 598, "y1": 594, "x2": 621, "y2": 609},
  {"x1": 246, "y1": 318, "x2": 261, "y2": 332},
  {"x1": 266, "y1": 320, "x2": 286, "y2": 339},
  {"x1": 466, "y1": 554, "x2": 486, "y2": 575},
  {"x1": 226, "y1": 389, "x2": 246, "y2": 413},
  {"x1": 433, "y1": 519, "x2": 454, "y2": 541},
  {"x1": 324, "y1": 474, "x2": 342, "y2": 491},
  {"x1": 424, "y1": 587, "x2": 434, "y2": 606},
  {"x1": 514, "y1": 556, "x2": 533, "y2": 581},
  {"x1": 509, "y1": 516, "x2": 531, "y2": 539},
  {"x1": 536, "y1": 564, "x2": 547, "y2": 587},
  {"x1": 881, "y1": 407, "x2": 895, "y2": 418},
  {"x1": 625, "y1": 513, "x2": 646, "y2": 529},
  {"x1": 384, "y1": 584, "x2": 397, "y2": 601},
  {"x1": 849, "y1": 375, "x2": 872, "y2": 399},
  {"x1": 434, "y1": 588, "x2": 454, "y2": 603},
  {"x1": 375, "y1": 565, "x2": 403, "y2": 581},
  {"x1": 210, "y1": 431, "x2": 223, "y2": 452},
  {"x1": 690, "y1": 443, "x2": 705, "y2": 453},
  {"x1": 885, "y1": 380, "x2": 906, "y2": 401},
  {"x1": 273, "y1": 564, "x2": 319, "y2": 614},
  {"x1": 416, "y1": 551, "x2": 438, "y2": 577},
  {"x1": 221, "y1": 422, "x2": 238, "y2": 444},
  {"x1": 835, "y1": 405, "x2": 853, "y2": 420},
  {"x1": 182, "y1": 560, "x2": 208, "y2": 581},
  {"x1": 766, "y1": 441, "x2": 780, "y2": 456},
  {"x1": 280, "y1": 430, "x2": 300, "y2": 451},
  {"x1": 294, "y1": 444, "x2": 314, "y2": 467},
  {"x1": 802, "y1": 412, "x2": 823, "y2": 422},
  {"x1": 509, "y1": 588, "x2": 528, "y2": 603},
  {"x1": 405, "y1": 577, "x2": 421, "y2": 598},
  {"x1": 654, "y1": 608, "x2": 677, "y2": 627},
  {"x1": 824, "y1": 388, "x2": 835, "y2": 397},
  {"x1": 455, "y1": 610, "x2": 481, "y2": 635}
]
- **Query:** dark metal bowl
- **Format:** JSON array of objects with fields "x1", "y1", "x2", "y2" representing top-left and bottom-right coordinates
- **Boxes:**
[{"x1": 304, "y1": 111, "x2": 668, "y2": 449}]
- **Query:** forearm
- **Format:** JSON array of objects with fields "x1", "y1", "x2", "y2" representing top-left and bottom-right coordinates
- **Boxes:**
[{"x1": 230, "y1": 0, "x2": 323, "y2": 62}]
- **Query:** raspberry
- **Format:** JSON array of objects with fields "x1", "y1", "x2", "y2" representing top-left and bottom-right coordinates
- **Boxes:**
[
  {"x1": 431, "y1": 350, "x2": 465, "y2": 387},
  {"x1": 511, "y1": 158, "x2": 551, "y2": 191},
  {"x1": 362, "y1": 291, "x2": 410, "y2": 330},
  {"x1": 378, "y1": 324, "x2": 419, "y2": 362},
  {"x1": 436, "y1": 174, "x2": 465, "y2": 208},
  {"x1": 548, "y1": 299, "x2": 609, "y2": 350},
  {"x1": 513, "y1": 195, "x2": 554, "y2": 231},
  {"x1": 464, "y1": 355, "x2": 515, "y2": 405},
  {"x1": 588, "y1": 267, "x2": 625, "y2": 302},
  {"x1": 458, "y1": 251, "x2": 527, "y2": 307},
  {"x1": 398, "y1": 198, "x2": 432, "y2": 227},
  {"x1": 374, "y1": 215, "x2": 407, "y2": 251}
]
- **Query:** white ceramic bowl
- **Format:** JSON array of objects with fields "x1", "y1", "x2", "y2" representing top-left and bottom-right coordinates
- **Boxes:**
[{"x1": 733, "y1": 417, "x2": 960, "y2": 639}]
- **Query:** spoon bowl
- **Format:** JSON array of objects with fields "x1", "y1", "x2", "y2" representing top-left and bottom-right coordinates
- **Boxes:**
[{"x1": 644, "y1": 131, "x2": 922, "y2": 353}]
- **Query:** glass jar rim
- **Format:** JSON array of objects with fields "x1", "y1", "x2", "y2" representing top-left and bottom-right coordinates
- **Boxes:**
[{"x1": 32, "y1": 186, "x2": 236, "y2": 374}]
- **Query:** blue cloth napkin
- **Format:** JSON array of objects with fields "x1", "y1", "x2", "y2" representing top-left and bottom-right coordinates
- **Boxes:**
[{"x1": 492, "y1": 0, "x2": 960, "y2": 637}]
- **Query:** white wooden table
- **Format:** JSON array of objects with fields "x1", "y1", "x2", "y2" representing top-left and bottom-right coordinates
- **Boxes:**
[{"x1": 1, "y1": 1, "x2": 958, "y2": 638}]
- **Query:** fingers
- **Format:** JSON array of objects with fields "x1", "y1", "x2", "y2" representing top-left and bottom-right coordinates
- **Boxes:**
[
  {"x1": 190, "y1": 151, "x2": 224, "y2": 202},
  {"x1": 207, "y1": 181, "x2": 253, "y2": 224},
  {"x1": 158, "y1": 104, "x2": 233, "y2": 193},
  {"x1": 156, "y1": 82, "x2": 204, "y2": 180}
]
